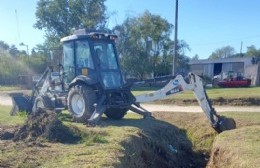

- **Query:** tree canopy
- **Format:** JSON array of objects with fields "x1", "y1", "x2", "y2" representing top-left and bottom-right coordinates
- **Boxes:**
[
  {"x1": 208, "y1": 45, "x2": 260, "y2": 60},
  {"x1": 0, "y1": 41, "x2": 48, "y2": 85},
  {"x1": 34, "y1": 0, "x2": 107, "y2": 47},
  {"x1": 35, "y1": 0, "x2": 107, "y2": 36},
  {"x1": 114, "y1": 11, "x2": 190, "y2": 79},
  {"x1": 246, "y1": 45, "x2": 260, "y2": 57},
  {"x1": 209, "y1": 46, "x2": 236, "y2": 59}
]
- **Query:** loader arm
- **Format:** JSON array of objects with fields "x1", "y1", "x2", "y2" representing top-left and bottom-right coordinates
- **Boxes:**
[{"x1": 135, "y1": 73, "x2": 236, "y2": 132}]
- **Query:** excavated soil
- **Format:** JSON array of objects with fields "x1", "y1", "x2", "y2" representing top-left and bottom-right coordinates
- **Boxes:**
[{"x1": 0, "y1": 109, "x2": 80, "y2": 143}]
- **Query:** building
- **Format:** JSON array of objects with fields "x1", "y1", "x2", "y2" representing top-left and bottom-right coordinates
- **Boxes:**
[{"x1": 189, "y1": 57, "x2": 260, "y2": 86}]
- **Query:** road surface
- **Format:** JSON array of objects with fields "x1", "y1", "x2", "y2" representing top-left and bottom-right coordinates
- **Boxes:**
[{"x1": 1, "y1": 95, "x2": 259, "y2": 113}]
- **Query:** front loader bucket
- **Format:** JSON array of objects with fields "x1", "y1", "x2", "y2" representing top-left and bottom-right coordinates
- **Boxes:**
[{"x1": 9, "y1": 93, "x2": 33, "y2": 116}]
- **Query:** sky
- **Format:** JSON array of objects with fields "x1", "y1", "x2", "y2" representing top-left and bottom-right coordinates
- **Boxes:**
[{"x1": 1, "y1": 0, "x2": 260, "y2": 59}]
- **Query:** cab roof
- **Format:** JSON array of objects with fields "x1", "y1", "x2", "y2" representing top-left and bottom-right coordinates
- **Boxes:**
[{"x1": 60, "y1": 29, "x2": 118, "y2": 42}]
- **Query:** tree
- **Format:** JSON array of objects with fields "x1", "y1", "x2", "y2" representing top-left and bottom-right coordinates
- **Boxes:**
[
  {"x1": 191, "y1": 54, "x2": 199, "y2": 61},
  {"x1": 209, "y1": 46, "x2": 236, "y2": 59},
  {"x1": 34, "y1": 0, "x2": 107, "y2": 47},
  {"x1": 114, "y1": 11, "x2": 174, "y2": 79},
  {"x1": 0, "y1": 41, "x2": 9, "y2": 51},
  {"x1": 246, "y1": 45, "x2": 260, "y2": 57},
  {"x1": 9, "y1": 45, "x2": 20, "y2": 58},
  {"x1": 167, "y1": 39, "x2": 190, "y2": 75}
]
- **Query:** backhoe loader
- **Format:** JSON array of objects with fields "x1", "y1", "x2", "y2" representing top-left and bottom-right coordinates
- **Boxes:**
[{"x1": 10, "y1": 29, "x2": 236, "y2": 133}]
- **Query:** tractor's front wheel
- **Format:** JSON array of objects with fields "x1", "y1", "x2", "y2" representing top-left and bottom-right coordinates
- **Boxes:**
[
  {"x1": 32, "y1": 96, "x2": 45, "y2": 113},
  {"x1": 68, "y1": 85, "x2": 96, "y2": 122},
  {"x1": 105, "y1": 108, "x2": 128, "y2": 120},
  {"x1": 32, "y1": 96, "x2": 54, "y2": 113}
]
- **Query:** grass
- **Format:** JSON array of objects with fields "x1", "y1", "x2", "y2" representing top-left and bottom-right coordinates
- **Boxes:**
[
  {"x1": 133, "y1": 86, "x2": 260, "y2": 99},
  {"x1": 0, "y1": 105, "x2": 27, "y2": 125},
  {"x1": 208, "y1": 125, "x2": 260, "y2": 168},
  {"x1": 0, "y1": 109, "x2": 137, "y2": 167},
  {"x1": 154, "y1": 112, "x2": 260, "y2": 152},
  {"x1": 0, "y1": 105, "x2": 259, "y2": 167}
]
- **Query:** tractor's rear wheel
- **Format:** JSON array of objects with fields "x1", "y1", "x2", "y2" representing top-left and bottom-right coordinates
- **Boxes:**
[
  {"x1": 68, "y1": 85, "x2": 96, "y2": 122},
  {"x1": 105, "y1": 108, "x2": 128, "y2": 120}
]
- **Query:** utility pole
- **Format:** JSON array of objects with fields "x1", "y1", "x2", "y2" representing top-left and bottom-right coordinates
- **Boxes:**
[
  {"x1": 20, "y1": 42, "x2": 29, "y2": 69},
  {"x1": 172, "y1": 0, "x2": 178, "y2": 76},
  {"x1": 240, "y1": 41, "x2": 243, "y2": 57}
]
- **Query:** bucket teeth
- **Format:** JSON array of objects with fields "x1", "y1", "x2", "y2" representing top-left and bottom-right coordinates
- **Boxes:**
[{"x1": 214, "y1": 116, "x2": 236, "y2": 133}]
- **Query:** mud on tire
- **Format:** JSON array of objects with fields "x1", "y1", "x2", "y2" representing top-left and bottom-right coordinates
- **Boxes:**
[
  {"x1": 105, "y1": 108, "x2": 128, "y2": 120},
  {"x1": 68, "y1": 85, "x2": 96, "y2": 122}
]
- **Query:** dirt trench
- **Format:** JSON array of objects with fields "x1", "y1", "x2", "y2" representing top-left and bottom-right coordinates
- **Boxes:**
[
  {"x1": 0, "y1": 109, "x2": 245, "y2": 168},
  {"x1": 0, "y1": 109, "x2": 211, "y2": 168},
  {"x1": 109, "y1": 118, "x2": 209, "y2": 168}
]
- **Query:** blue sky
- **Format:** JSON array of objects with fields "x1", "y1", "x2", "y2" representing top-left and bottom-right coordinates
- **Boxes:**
[{"x1": 1, "y1": 0, "x2": 260, "y2": 59}]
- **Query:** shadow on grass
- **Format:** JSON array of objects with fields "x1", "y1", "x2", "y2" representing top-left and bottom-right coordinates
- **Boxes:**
[{"x1": 101, "y1": 117, "x2": 208, "y2": 168}]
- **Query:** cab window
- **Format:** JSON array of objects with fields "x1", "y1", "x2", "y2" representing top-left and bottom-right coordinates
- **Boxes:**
[
  {"x1": 75, "y1": 40, "x2": 94, "y2": 69},
  {"x1": 94, "y1": 43, "x2": 118, "y2": 70},
  {"x1": 63, "y1": 42, "x2": 75, "y2": 82}
]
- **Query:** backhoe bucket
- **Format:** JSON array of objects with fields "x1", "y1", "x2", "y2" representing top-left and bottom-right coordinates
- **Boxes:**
[
  {"x1": 9, "y1": 93, "x2": 33, "y2": 115},
  {"x1": 215, "y1": 116, "x2": 236, "y2": 133}
]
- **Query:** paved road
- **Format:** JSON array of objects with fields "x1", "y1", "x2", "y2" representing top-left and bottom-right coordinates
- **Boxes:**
[
  {"x1": 1, "y1": 95, "x2": 259, "y2": 113},
  {"x1": 0, "y1": 95, "x2": 13, "y2": 106}
]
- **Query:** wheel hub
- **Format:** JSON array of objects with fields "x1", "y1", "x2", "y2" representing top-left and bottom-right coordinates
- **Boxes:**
[{"x1": 71, "y1": 94, "x2": 85, "y2": 117}]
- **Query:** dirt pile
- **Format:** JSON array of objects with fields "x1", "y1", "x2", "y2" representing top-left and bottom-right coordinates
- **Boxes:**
[
  {"x1": 1, "y1": 109, "x2": 80, "y2": 143},
  {"x1": 0, "y1": 125, "x2": 19, "y2": 140}
]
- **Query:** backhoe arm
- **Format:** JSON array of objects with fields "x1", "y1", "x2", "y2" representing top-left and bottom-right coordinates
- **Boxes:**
[{"x1": 135, "y1": 73, "x2": 236, "y2": 132}]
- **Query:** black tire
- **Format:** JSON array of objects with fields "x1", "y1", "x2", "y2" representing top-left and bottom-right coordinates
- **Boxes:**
[
  {"x1": 105, "y1": 108, "x2": 128, "y2": 120},
  {"x1": 32, "y1": 96, "x2": 54, "y2": 113},
  {"x1": 67, "y1": 85, "x2": 96, "y2": 122}
]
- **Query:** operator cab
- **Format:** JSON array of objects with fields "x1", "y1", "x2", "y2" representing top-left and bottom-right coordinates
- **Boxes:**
[{"x1": 61, "y1": 29, "x2": 124, "y2": 90}]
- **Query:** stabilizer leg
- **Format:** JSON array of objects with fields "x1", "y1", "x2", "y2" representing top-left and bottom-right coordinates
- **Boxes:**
[
  {"x1": 87, "y1": 95, "x2": 106, "y2": 125},
  {"x1": 129, "y1": 103, "x2": 152, "y2": 118}
]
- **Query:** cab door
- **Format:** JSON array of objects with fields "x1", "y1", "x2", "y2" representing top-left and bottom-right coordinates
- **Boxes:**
[
  {"x1": 63, "y1": 41, "x2": 75, "y2": 83},
  {"x1": 75, "y1": 40, "x2": 95, "y2": 76}
]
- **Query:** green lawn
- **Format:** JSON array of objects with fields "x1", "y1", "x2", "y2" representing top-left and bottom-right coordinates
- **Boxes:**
[
  {"x1": 0, "y1": 105, "x2": 26, "y2": 125},
  {"x1": 132, "y1": 86, "x2": 260, "y2": 100}
]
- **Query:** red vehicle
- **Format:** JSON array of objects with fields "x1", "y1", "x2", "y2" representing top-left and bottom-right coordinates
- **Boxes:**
[{"x1": 217, "y1": 71, "x2": 251, "y2": 87}]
